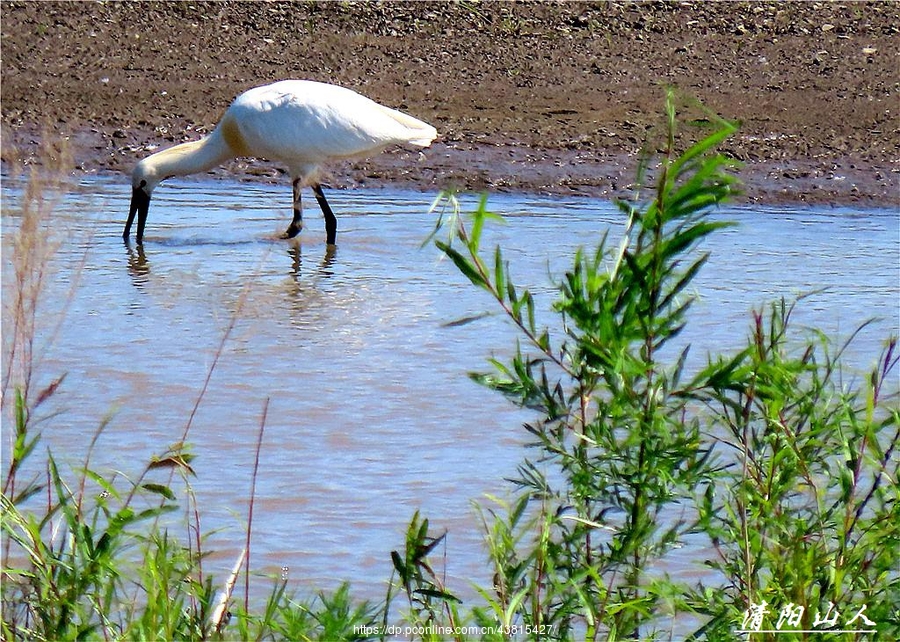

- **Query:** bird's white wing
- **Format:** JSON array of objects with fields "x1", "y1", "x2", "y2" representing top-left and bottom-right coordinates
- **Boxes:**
[{"x1": 225, "y1": 80, "x2": 436, "y2": 168}]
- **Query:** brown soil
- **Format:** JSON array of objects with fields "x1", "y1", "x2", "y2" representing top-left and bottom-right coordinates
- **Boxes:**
[{"x1": 2, "y1": 1, "x2": 899, "y2": 206}]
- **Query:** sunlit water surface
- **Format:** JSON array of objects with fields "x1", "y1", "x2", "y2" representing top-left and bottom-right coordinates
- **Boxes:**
[{"x1": 3, "y1": 174, "x2": 897, "y2": 606}]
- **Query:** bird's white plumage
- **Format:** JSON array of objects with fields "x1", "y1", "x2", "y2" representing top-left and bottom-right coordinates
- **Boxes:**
[
  {"x1": 126, "y1": 79, "x2": 436, "y2": 244},
  {"x1": 133, "y1": 79, "x2": 437, "y2": 193},
  {"x1": 220, "y1": 80, "x2": 436, "y2": 181}
]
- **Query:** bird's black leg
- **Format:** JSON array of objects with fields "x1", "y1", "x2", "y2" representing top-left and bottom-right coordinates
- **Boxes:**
[
  {"x1": 281, "y1": 178, "x2": 304, "y2": 239},
  {"x1": 312, "y1": 184, "x2": 337, "y2": 245}
]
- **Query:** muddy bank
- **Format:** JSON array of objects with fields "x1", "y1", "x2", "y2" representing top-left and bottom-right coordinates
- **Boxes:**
[{"x1": 2, "y1": 1, "x2": 898, "y2": 205}]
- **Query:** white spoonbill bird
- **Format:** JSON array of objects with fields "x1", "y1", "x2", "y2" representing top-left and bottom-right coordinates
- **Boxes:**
[{"x1": 124, "y1": 79, "x2": 437, "y2": 245}]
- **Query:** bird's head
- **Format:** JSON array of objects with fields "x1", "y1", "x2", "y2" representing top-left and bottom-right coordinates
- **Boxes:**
[{"x1": 123, "y1": 160, "x2": 160, "y2": 244}]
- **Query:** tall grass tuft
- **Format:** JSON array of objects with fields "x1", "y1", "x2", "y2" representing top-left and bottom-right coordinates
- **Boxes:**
[
  {"x1": 0, "y1": 141, "x2": 380, "y2": 640},
  {"x1": 2, "y1": 137, "x2": 73, "y2": 508}
]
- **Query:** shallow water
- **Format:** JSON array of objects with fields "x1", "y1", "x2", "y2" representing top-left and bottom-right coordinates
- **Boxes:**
[{"x1": 2, "y1": 174, "x2": 898, "y2": 603}]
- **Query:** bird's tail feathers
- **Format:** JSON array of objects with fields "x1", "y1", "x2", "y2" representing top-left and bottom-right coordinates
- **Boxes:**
[
  {"x1": 376, "y1": 105, "x2": 438, "y2": 147},
  {"x1": 406, "y1": 133, "x2": 438, "y2": 148}
]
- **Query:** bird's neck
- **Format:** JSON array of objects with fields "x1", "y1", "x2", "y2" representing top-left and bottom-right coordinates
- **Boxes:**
[{"x1": 144, "y1": 130, "x2": 235, "y2": 181}]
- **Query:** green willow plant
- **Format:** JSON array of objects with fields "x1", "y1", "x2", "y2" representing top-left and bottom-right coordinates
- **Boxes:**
[
  {"x1": 388, "y1": 510, "x2": 463, "y2": 641},
  {"x1": 426, "y1": 89, "x2": 898, "y2": 640},
  {"x1": 690, "y1": 300, "x2": 899, "y2": 640},
  {"x1": 430, "y1": 90, "x2": 741, "y2": 639}
]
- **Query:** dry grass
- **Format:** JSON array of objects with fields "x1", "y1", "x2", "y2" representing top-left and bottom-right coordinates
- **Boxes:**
[{"x1": 1, "y1": 135, "x2": 73, "y2": 409}]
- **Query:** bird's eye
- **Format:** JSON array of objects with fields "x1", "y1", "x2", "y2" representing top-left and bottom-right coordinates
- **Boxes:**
[{"x1": 140, "y1": 180, "x2": 147, "y2": 188}]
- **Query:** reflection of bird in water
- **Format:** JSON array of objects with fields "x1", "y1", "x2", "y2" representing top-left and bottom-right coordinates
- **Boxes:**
[
  {"x1": 288, "y1": 243, "x2": 337, "y2": 291},
  {"x1": 122, "y1": 233, "x2": 337, "y2": 294},
  {"x1": 283, "y1": 242, "x2": 340, "y2": 322},
  {"x1": 125, "y1": 241, "x2": 150, "y2": 286},
  {"x1": 124, "y1": 80, "x2": 437, "y2": 246},
  {"x1": 287, "y1": 242, "x2": 336, "y2": 282}
]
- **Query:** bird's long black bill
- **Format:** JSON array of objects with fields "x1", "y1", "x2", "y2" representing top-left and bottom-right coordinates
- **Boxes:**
[{"x1": 124, "y1": 187, "x2": 151, "y2": 243}]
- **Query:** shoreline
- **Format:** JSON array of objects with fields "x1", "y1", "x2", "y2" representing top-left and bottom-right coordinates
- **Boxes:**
[
  {"x1": 4, "y1": 128, "x2": 898, "y2": 208},
  {"x1": 3, "y1": 2, "x2": 898, "y2": 208}
]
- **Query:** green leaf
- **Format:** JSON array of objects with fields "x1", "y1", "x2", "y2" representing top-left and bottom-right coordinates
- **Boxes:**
[
  {"x1": 414, "y1": 587, "x2": 461, "y2": 603},
  {"x1": 670, "y1": 123, "x2": 738, "y2": 179},
  {"x1": 435, "y1": 241, "x2": 488, "y2": 290},
  {"x1": 494, "y1": 246, "x2": 506, "y2": 301},
  {"x1": 390, "y1": 550, "x2": 407, "y2": 582},
  {"x1": 141, "y1": 483, "x2": 176, "y2": 500},
  {"x1": 440, "y1": 311, "x2": 494, "y2": 328},
  {"x1": 659, "y1": 222, "x2": 731, "y2": 262},
  {"x1": 148, "y1": 453, "x2": 196, "y2": 476}
]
